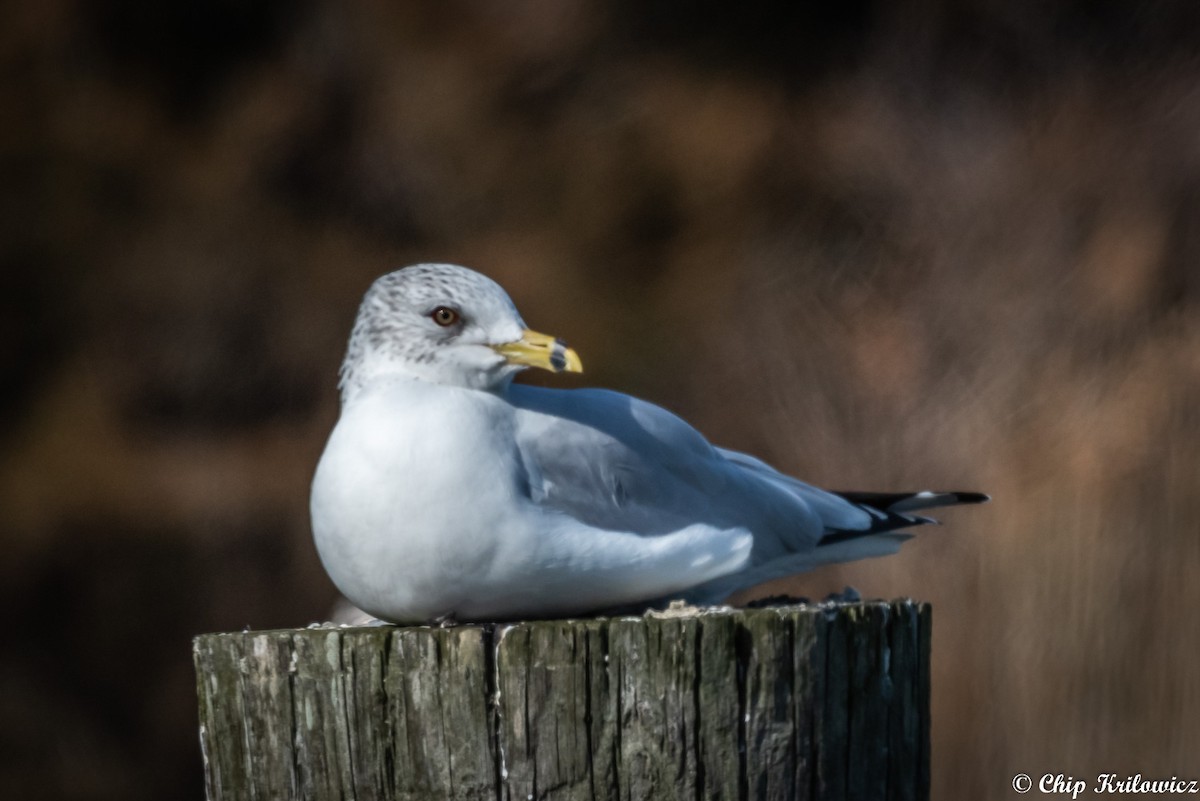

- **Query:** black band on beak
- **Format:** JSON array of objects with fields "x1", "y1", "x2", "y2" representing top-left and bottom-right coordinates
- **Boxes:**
[{"x1": 550, "y1": 338, "x2": 570, "y2": 372}]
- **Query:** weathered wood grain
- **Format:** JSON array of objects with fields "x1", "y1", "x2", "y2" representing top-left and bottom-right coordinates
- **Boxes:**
[{"x1": 194, "y1": 600, "x2": 930, "y2": 801}]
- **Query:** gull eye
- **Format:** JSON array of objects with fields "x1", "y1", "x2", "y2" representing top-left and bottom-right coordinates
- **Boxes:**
[{"x1": 431, "y1": 306, "x2": 460, "y2": 327}]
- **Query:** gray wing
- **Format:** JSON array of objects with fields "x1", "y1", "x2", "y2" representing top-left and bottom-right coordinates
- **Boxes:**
[{"x1": 506, "y1": 384, "x2": 880, "y2": 559}]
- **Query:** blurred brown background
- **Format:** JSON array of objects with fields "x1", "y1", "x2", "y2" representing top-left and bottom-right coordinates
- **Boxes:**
[{"x1": 2, "y1": 1, "x2": 1198, "y2": 799}]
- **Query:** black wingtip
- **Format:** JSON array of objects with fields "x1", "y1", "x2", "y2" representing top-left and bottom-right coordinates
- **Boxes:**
[{"x1": 833, "y1": 489, "x2": 991, "y2": 513}]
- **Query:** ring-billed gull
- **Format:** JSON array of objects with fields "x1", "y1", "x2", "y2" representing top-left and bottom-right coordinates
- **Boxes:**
[{"x1": 311, "y1": 263, "x2": 987, "y2": 623}]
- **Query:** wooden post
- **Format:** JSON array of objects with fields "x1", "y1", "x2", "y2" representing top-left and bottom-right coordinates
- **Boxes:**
[{"x1": 194, "y1": 600, "x2": 930, "y2": 801}]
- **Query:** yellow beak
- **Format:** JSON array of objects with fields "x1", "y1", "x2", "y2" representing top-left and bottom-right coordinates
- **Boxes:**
[{"x1": 492, "y1": 329, "x2": 583, "y2": 374}]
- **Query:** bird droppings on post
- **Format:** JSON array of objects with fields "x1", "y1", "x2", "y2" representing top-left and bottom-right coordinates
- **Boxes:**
[
  {"x1": 642, "y1": 599, "x2": 723, "y2": 618},
  {"x1": 194, "y1": 599, "x2": 931, "y2": 801}
]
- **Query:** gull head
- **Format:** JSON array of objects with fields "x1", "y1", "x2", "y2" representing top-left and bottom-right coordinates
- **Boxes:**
[{"x1": 338, "y1": 263, "x2": 582, "y2": 399}]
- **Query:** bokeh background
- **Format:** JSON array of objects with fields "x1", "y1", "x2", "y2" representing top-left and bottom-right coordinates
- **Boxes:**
[{"x1": 3, "y1": 1, "x2": 1199, "y2": 799}]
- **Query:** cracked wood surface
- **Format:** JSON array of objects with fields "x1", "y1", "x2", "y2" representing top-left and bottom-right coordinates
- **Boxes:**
[{"x1": 194, "y1": 600, "x2": 929, "y2": 801}]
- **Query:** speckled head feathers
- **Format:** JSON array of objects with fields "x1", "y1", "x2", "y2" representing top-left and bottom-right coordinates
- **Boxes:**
[{"x1": 338, "y1": 264, "x2": 528, "y2": 399}]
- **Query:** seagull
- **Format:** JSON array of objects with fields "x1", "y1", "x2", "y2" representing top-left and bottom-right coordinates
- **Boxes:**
[{"x1": 310, "y1": 263, "x2": 987, "y2": 623}]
